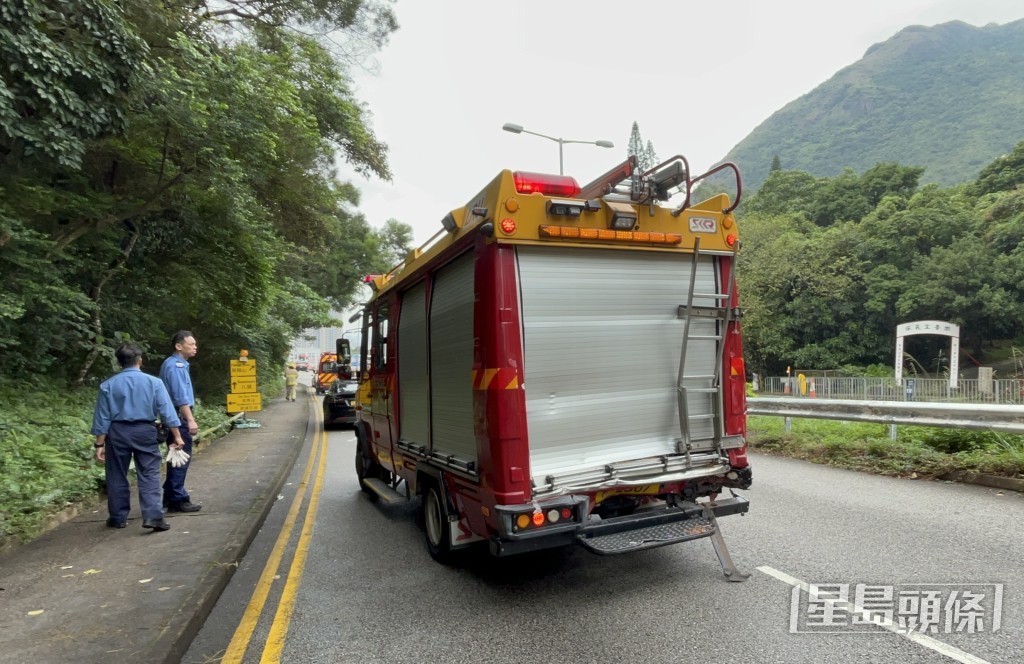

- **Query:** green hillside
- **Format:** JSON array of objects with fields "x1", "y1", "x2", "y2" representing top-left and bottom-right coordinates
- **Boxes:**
[{"x1": 718, "y1": 19, "x2": 1024, "y2": 194}]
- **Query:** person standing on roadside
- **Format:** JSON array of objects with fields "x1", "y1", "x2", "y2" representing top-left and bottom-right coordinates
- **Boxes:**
[
  {"x1": 160, "y1": 330, "x2": 202, "y2": 513},
  {"x1": 92, "y1": 343, "x2": 184, "y2": 532},
  {"x1": 285, "y1": 363, "x2": 300, "y2": 401}
]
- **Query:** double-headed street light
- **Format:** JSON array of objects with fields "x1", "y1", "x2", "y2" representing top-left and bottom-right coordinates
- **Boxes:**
[{"x1": 502, "y1": 123, "x2": 614, "y2": 175}]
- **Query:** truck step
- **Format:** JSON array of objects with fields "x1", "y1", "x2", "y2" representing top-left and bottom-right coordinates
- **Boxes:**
[
  {"x1": 361, "y1": 477, "x2": 406, "y2": 504},
  {"x1": 577, "y1": 515, "x2": 716, "y2": 555}
]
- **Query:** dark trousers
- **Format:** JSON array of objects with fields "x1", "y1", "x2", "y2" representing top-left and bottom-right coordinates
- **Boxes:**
[
  {"x1": 163, "y1": 425, "x2": 193, "y2": 506},
  {"x1": 105, "y1": 421, "x2": 164, "y2": 522}
]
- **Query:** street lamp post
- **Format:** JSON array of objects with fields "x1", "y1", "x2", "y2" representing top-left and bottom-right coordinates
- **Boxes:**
[{"x1": 502, "y1": 123, "x2": 614, "y2": 175}]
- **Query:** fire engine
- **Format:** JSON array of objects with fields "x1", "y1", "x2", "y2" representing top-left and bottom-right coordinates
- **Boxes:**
[
  {"x1": 349, "y1": 155, "x2": 751, "y2": 578},
  {"x1": 315, "y1": 352, "x2": 338, "y2": 394}
]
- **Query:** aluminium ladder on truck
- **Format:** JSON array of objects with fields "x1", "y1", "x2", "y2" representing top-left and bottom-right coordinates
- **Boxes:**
[{"x1": 676, "y1": 236, "x2": 740, "y2": 464}]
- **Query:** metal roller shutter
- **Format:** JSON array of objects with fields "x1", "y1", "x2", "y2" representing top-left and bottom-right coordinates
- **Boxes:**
[
  {"x1": 398, "y1": 282, "x2": 429, "y2": 446},
  {"x1": 517, "y1": 246, "x2": 719, "y2": 483},
  {"x1": 429, "y1": 253, "x2": 477, "y2": 462}
]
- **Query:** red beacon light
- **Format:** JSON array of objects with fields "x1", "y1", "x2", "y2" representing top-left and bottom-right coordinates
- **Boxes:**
[
  {"x1": 513, "y1": 171, "x2": 581, "y2": 198},
  {"x1": 363, "y1": 274, "x2": 383, "y2": 292}
]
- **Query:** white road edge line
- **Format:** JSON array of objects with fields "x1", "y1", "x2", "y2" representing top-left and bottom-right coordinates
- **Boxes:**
[{"x1": 756, "y1": 566, "x2": 991, "y2": 664}]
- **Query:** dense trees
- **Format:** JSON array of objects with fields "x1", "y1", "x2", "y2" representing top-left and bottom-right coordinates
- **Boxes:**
[
  {"x1": 737, "y1": 144, "x2": 1024, "y2": 376},
  {"x1": 0, "y1": 0, "x2": 410, "y2": 394},
  {"x1": 627, "y1": 121, "x2": 659, "y2": 172}
]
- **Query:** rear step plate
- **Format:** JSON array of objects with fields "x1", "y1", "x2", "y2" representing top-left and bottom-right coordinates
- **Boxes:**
[
  {"x1": 578, "y1": 516, "x2": 716, "y2": 555},
  {"x1": 361, "y1": 478, "x2": 405, "y2": 504}
]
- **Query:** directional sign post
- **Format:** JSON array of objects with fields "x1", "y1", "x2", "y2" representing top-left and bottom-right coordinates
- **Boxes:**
[
  {"x1": 227, "y1": 392, "x2": 262, "y2": 412},
  {"x1": 228, "y1": 351, "x2": 262, "y2": 416},
  {"x1": 230, "y1": 377, "x2": 257, "y2": 394}
]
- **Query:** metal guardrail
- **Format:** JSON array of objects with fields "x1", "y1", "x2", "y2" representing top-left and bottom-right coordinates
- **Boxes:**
[
  {"x1": 759, "y1": 376, "x2": 1024, "y2": 404},
  {"x1": 747, "y1": 397, "x2": 1024, "y2": 435}
]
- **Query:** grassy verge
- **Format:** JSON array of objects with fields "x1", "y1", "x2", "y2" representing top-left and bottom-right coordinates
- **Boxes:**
[
  {"x1": 747, "y1": 416, "x2": 1024, "y2": 479},
  {"x1": 0, "y1": 377, "x2": 242, "y2": 546}
]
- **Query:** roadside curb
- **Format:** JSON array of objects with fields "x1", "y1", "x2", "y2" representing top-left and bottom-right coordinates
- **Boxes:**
[
  {"x1": 150, "y1": 401, "x2": 310, "y2": 664},
  {"x1": 939, "y1": 470, "x2": 1024, "y2": 493}
]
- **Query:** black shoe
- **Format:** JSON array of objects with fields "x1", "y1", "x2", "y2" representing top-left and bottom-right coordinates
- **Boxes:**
[
  {"x1": 106, "y1": 518, "x2": 126, "y2": 529},
  {"x1": 142, "y1": 518, "x2": 170, "y2": 531},
  {"x1": 167, "y1": 501, "x2": 202, "y2": 513}
]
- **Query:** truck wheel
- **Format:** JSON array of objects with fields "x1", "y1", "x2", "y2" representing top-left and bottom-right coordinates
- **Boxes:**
[
  {"x1": 355, "y1": 447, "x2": 380, "y2": 502},
  {"x1": 423, "y1": 482, "x2": 454, "y2": 563},
  {"x1": 354, "y1": 427, "x2": 381, "y2": 502}
]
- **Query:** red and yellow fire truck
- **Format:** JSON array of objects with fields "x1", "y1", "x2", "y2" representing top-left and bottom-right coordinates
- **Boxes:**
[
  {"x1": 351, "y1": 156, "x2": 751, "y2": 577},
  {"x1": 315, "y1": 352, "x2": 338, "y2": 394}
]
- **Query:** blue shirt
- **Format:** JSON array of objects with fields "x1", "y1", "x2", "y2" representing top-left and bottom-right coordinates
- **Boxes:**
[
  {"x1": 160, "y1": 353, "x2": 195, "y2": 408},
  {"x1": 91, "y1": 367, "x2": 182, "y2": 435}
]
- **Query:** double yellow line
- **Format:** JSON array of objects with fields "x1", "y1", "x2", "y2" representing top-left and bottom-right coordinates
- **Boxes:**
[{"x1": 222, "y1": 391, "x2": 328, "y2": 663}]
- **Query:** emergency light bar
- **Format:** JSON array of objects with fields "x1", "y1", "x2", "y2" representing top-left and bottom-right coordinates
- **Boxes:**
[
  {"x1": 513, "y1": 171, "x2": 581, "y2": 197},
  {"x1": 539, "y1": 225, "x2": 682, "y2": 245}
]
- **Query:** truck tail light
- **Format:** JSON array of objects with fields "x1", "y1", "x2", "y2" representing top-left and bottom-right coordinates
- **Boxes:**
[
  {"x1": 511, "y1": 506, "x2": 575, "y2": 532},
  {"x1": 513, "y1": 171, "x2": 581, "y2": 197}
]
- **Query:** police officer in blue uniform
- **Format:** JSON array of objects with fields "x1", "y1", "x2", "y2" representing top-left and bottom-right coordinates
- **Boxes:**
[
  {"x1": 160, "y1": 330, "x2": 203, "y2": 512},
  {"x1": 92, "y1": 343, "x2": 184, "y2": 531}
]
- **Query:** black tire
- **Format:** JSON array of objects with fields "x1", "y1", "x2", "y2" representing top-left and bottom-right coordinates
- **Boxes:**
[
  {"x1": 354, "y1": 426, "x2": 381, "y2": 501},
  {"x1": 422, "y1": 482, "x2": 454, "y2": 563},
  {"x1": 355, "y1": 448, "x2": 379, "y2": 502}
]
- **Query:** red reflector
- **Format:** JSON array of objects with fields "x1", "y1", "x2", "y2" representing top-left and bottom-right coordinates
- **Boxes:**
[
  {"x1": 730, "y1": 356, "x2": 745, "y2": 377},
  {"x1": 728, "y1": 447, "x2": 749, "y2": 469},
  {"x1": 560, "y1": 507, "x2": 572, "y2": 520},
  {"x1": 513, "y1": 171, "x2": 581, "y2": 197}
]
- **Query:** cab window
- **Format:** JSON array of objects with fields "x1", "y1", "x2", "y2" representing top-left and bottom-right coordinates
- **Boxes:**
[{"x1": 372, "y1": 302, "x2": 389, "y2": 371}]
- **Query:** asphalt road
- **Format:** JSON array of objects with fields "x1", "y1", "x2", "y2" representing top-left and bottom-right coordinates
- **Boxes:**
[{"x1": 185, "y1": 388, "x2": 1024, "y2": 663}]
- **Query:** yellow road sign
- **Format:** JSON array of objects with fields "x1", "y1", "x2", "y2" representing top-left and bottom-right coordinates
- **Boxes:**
[
  {"x1": 230, "y1": 377, "x2": 257, "y2": 394},
  {"x1": 227, "y1": 392, "x2": 262, "y2": 412},
  {"x1": 230, "y1": 359, "x2": 257, "y2": 377}
]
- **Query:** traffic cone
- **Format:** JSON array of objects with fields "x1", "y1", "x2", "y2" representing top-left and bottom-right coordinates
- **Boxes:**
[{"x1": 809, "y1": 378, "x2": 817, "y2": 398}]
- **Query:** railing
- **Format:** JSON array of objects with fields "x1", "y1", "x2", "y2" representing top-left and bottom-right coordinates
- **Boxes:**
[
  {"x1": 759, "y1": 376, "x2": 1024, "y2": 404},
  {"x1": 747, "y1": 397, "x2": 1024, "y2": 436}
]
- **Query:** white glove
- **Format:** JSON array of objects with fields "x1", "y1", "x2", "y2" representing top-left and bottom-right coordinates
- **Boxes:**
[{"x1": 165, "y1": 447, "x2": 191, "y2": 468}]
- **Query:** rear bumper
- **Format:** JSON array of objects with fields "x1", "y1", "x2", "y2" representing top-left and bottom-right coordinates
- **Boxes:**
[
  {"x1": 490, "y1": 495, "x2": 749, "y2": 557},
  {"x1": 324, "y1": 406, "x2": 356, "y2": 425}
]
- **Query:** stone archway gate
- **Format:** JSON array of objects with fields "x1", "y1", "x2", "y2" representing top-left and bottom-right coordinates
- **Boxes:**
[{"x1": 895, "y1": 320, "x2": 960, "y2": 388}]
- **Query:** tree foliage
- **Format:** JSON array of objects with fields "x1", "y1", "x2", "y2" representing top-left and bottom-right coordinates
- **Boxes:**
[
  {"x1": 738, "y1": 142, "x2": 1024, "y2": 375},
  {"x1": 0, "y1": 0, "x2": 411, "y2": 395},
  {"x1": 627, "y1": 121, "x2": 659, "y2": 172}
]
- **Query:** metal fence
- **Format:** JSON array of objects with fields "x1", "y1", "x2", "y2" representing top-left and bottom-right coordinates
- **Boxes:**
[{"x1": 759, "y1": 376, "x2": 1024, "y2": 404}]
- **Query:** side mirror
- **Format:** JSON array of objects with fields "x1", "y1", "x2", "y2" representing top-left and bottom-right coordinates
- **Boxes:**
[{"x1": 336, "y1": 338, "x2": 352, "y2": 365}]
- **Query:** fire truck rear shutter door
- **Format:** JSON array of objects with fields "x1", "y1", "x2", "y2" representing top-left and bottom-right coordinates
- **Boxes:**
[
  {"x1": 517, "y1": 246, "x2": 718, "y2": 483},
  {"x1": 398, "y1": 282, "x2": 429, "y2": 446},
  {"x1": 429, "y1": 252, "x2": 477, "y2": 463}
]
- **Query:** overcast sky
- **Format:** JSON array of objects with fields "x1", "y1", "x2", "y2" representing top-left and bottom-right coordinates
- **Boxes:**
[{"x1": 337, "y1": 0, "x2": 1022, "y2": 246}]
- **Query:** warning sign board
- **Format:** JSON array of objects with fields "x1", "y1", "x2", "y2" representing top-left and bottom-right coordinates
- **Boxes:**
[
  {"x1": 230, "y1": 377, "x2": 257, "y2": 394},
  {"x1": 227, "y1": 392, "x2": 262, "y2": 412},
  {"x1": 230, "y1": 359, "x2": 256, "y2": 377}
]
